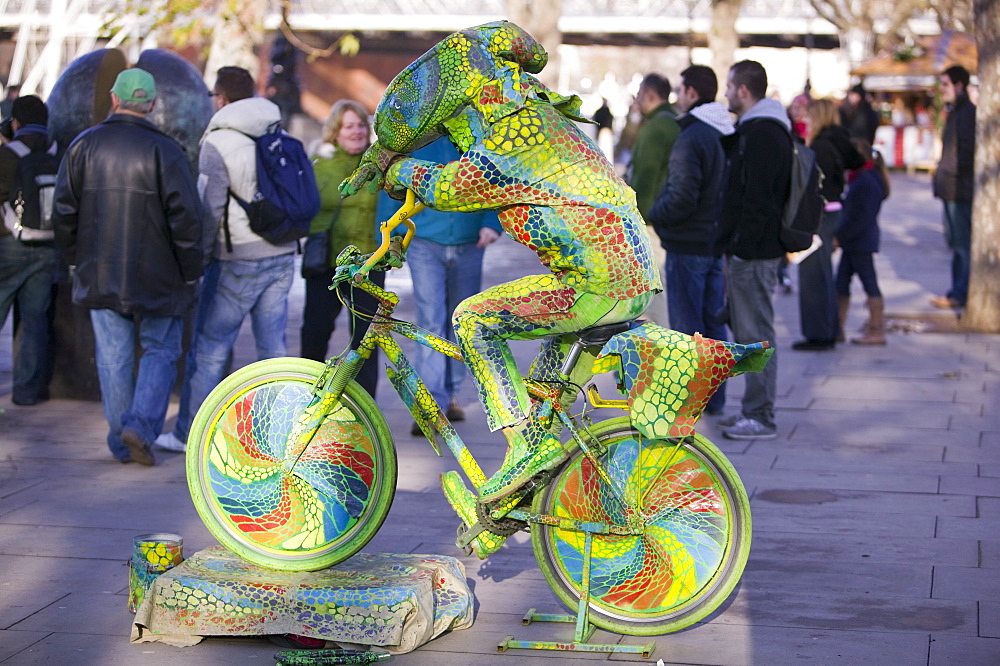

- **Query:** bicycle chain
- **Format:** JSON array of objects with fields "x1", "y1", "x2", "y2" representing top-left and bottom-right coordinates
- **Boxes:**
[{"x1": 475, "y1": 499, "x2": 527, "y2": 537}]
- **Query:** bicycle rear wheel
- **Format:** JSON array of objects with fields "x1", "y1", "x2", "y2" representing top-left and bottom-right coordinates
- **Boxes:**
[
  {"x1": 187, "y1": 358, "x2": 396, "y2": 571},
  {"x1": 531, "y1": 417, "x2": 751, "y2": 635}
]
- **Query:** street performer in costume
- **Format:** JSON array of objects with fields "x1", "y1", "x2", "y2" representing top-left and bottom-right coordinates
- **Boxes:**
[{"x1": 341, "y1": 22, "x2": 661, "y2": 545}]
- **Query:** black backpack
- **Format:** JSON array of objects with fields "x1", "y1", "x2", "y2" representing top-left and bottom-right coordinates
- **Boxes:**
[
  {"x1": 736, "y1": 120, "x2": 825, "y2": 253},
  {"x1": 1, "y1": 139, "x2": 59, "y2": 241},
  {"x1": 223, "y1": 124, "x2": 320, "y2": 250},
  {"x1": 780, "y1": 137, "x2": 825, "y2": 252}
]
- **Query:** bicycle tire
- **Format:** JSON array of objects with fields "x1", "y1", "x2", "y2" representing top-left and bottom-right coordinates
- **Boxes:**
[
  {"x1": 531, "y1": 417, "x2": 751, "y2": 635},
  {"x1": 186, "y1": 358, "x2": 396, "y2": 571}
]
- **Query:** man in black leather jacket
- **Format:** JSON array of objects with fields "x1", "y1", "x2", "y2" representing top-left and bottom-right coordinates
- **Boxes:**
[{"x1": 52, "y1": 68, "x2": 203, "y2": 466}]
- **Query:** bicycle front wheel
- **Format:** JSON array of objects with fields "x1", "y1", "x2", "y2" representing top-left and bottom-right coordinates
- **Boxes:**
[
  {"x1": 531, "y1": 417, "x2": 751, "y2": 635},
  {"x1": 186, "y1": 358, "x2": 396, "y2": 571}
]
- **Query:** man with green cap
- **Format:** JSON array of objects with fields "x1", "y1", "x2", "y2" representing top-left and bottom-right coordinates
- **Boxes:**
[{"x1": 52, "y1": 67, "x2": 204, "y2": 466}]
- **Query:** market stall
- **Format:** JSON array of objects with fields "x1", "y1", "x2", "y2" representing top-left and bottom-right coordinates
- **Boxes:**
[{"x1": 851, "y1": 31, "x2": 977, "y2": 172}]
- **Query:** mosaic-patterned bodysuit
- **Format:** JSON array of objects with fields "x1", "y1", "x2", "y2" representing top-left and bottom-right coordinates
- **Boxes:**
[{"x1": 351, "y1": 21, "x2": 662, "y2": 431}]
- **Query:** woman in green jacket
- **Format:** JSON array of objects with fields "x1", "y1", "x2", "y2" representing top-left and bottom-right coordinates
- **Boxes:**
[{"x1": 300, "y1": 99, "x2": 381, "y2": 396}]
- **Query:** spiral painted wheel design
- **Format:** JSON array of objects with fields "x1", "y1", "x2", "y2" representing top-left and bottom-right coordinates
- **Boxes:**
[
  {"x1": 187, "y1": 358, "x2": 395, "y2": 571},
  {"x1": 532, "y1": 417, "x2": 750, "y2": 635}
]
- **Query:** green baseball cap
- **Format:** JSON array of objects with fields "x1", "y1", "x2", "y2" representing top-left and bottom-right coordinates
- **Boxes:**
[{"x1": 111, "y1": 68, "x2": 156, "y2": 102}]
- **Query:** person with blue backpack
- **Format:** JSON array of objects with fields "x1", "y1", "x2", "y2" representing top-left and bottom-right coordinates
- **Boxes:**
[{"x1": 155, "y1": 66, "x2": 310, "y2": 453}]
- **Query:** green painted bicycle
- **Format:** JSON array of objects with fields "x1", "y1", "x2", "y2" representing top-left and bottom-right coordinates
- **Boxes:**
[{"x1": 187, "y1": 192, "x2": 771, "y2": 638}]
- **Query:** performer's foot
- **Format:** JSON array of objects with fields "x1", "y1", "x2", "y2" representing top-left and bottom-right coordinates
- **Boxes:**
[
  {"x1": 477, "y1": 423, "x2": 568, "y2": 502},
  {"x1": 441, "y1": 471, "x2": 506, "y2": 558}
]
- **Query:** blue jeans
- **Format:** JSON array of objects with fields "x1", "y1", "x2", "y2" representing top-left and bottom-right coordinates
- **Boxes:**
[
  {"x1": 90, "y1": 309, "x2": 183, "y2": 461},
  {"x1": 725, "y1": 256, "x2": 779, "y2": 429},
  {"x1": 0, "y1": 237, "x2": 61, "y2": 403},
  {"x1": 666, "y1": 252, "x2": 727, "y2": 413},
  {"x1": 942, "y1": 200, "x2": 971, "y2": 305},
  {"x1": 173, "y1": 255, "x2": 293, "y2": 440},
  {"x1": 408, "y1": 237, "x2": 485, "y2": 407}
]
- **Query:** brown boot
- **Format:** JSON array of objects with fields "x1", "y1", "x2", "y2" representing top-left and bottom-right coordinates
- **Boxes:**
[
  {"x1": 836, "y1": 295, "x2": 850, "y2": 343},
  {"x1": 852, "y1": 297, "x2": 886, "y2": 345}
]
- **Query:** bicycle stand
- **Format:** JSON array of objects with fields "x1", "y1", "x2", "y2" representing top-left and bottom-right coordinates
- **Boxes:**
[{"x1": 496, "y1": 530, "x2": 656, "y2": 659}]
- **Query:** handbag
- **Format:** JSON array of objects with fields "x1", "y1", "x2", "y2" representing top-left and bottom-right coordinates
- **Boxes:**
[{"x1": 300, "y1": 198, "x2": 342, "y2": 279}]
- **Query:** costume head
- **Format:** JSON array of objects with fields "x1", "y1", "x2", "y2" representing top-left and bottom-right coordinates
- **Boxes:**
[{"x1": 373, "y1": 20, "x2": 549, "y2": 153}]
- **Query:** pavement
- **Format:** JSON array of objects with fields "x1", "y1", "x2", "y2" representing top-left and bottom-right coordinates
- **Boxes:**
[{"x1": 1, "y1": 171, "x2": 998, "y2": 665}]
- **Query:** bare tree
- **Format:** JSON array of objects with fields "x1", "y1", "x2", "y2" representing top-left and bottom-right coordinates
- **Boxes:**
[
  {"x1": 202, "y1": 0, "x2": 267, "y2": 87},
  {"x1": 962, "y1": 0, "x2": 1000, "y2": 331},
  {"x1": 930, "y1": 0, "x2": 975, "y2": 34},
  {"x1": 709, "y1": 0, "x2": 743, "y2": 92},
  {"x1": 505, "y1": 0, "x2": 563, "y2": 87},
  {"x1": 808, "y1": 0, "x2": 924, "y2": 68}
]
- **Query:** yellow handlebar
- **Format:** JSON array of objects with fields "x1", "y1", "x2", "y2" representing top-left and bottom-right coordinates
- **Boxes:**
[{"x1": 359, "y1": 189, "x2": 426, "y2": 275}]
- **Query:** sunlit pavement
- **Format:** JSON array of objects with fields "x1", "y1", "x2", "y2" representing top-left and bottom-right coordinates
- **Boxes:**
[{"x1": 1, "y1": 171, "x2": 997, "y2": 664}]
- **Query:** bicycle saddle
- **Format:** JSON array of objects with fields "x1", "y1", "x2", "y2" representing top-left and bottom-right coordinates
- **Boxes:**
[{"x1": 576, "y1": 320, "x2": 635, "y2": 347}]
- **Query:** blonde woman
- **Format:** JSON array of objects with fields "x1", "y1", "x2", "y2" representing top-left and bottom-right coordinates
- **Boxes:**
[
  {"x1": 791, "y1": 97, "x2": 864, "y2": 351},
  {"x1": 300, "y1": 100, "x2": 382, "y2": 395}
]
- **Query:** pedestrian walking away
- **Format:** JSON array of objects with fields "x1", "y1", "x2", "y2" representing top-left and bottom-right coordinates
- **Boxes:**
[
  {"x1": 156, "y1": 66, "x2": 294, "y2": 454},
  {"x1": 52, "y1": 68, "x2": 204, "y2": 465},
  {"x1": 0, "y1": 94, "x2": 63, "y2": 406}
]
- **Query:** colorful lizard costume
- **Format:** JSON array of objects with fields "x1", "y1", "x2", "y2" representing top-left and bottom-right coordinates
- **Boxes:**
[{"x1": 342, "y1": 21, "x2": 661, "y2": 506}]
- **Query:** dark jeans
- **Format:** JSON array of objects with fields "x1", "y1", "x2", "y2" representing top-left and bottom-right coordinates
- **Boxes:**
[
  {"x1": 666, "y1": 252, "x2": 727, "y2": 413},
  {"x1": 301, "y1": 269, "x2": 384, "y2": 397},
  {"x1": 942, "y1": 200, "x2": 971, "y2": 305},
  {"x1": 836, "y1": 250, "x2": 881, "y2": 298},
  {"x1": 797, "y1": 209, "x2": 839, "y2": 341},
  {"x1": 0, "y1": 237, "x2": 61, "y2": 403}
]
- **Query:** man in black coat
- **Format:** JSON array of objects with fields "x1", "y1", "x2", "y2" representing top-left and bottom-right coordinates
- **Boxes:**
[
  {"x1": 930, "y1": 65, "x2": 976, "y2": 310},
  {"x1": 715, "y1": 59, "x2": 792, "y2": 441},
  {"x1": 0, "y1": 95, "x2": 63, "y2": 406},
  {"x1": 52, "y1": 68, "x2": 203, "y2": 465},
  {"x1": 647, "y1": 65, "x2": 733, "y2": 415}
]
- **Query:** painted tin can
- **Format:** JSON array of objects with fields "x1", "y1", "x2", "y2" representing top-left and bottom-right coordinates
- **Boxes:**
[{"x1": 128, "y1": 533, "x2": 183, "y2": 613}]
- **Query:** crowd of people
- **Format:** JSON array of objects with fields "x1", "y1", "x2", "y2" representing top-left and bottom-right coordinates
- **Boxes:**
[
  {"x1": 0, "y1": 53, "x2": 976, "y2": 464},
  {"x1": 622, "y1": 62, "x2": 975, "y2": 440}
]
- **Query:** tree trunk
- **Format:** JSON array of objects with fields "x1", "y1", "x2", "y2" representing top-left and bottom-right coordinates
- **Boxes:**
[
  {"x1": 202, "y1": 0, "x2": 266, "y2": 89},
  {"x1": 709, "y1": 0, "x2": 743, "y2": 94},
  {"x1": 962, "y1": 0, "x2": 1000, "y2": 331},
  {"x1": 505, "y1": 0, "x2": 563, "y2": 88}
]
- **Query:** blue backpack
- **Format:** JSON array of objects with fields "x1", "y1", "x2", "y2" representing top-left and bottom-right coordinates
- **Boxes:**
[{"x1": 225, "y1": 123, "x2": 320, "y2": 250}]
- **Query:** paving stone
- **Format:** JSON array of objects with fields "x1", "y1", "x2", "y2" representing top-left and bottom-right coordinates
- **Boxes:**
[
  {"x1": 928, "y1": 634, "x2": 1000, "y2": 664},
  {"x1": 937, "y1": 514, "x2": 1000, "y2": 540},
  {"x1": 982, "y1": 601, "x2": 1000, "y2": 639},
  {"x1": 742, "y1": 467, "x2": 939, "y2": 493},
  {"x1": 749, "y1": 503, "x2": 937, "y2": 537},
  {"x1": 0, "y1": 630, "x2": 49, "y2": 661},
  {"x1": 944, "y1": 445, "x2": 1000, "y2": 464},
  {"x1": 939, "y1": 475, "x2": 1000, "y2": 498},
  {"x1": 750, "y1": 532, "x2": 977, "y2": 567},
  {"x1": 981, "y1": 540, "x2": 1000, "y2": 569},
  {"x1": 742, "y1": 558, "x2": 930, "y2": 598},
  {"x1": 933, "y1": 566, "x2": 1000, "y2": 603},
  {"x1": 772, "y1": 451, "x2": 976, "y2": 477}
]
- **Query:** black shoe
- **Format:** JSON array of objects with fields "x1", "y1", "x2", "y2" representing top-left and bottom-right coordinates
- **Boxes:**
[
  {"x1": 446, "y1": 399, "x2": 466, "y2": 422},
  {"x1": 791, "y1": 339, "x2": 836, "y2": 351},
  {"x1": 121, "y1": 429, "x2": 155, "y2": 466}
]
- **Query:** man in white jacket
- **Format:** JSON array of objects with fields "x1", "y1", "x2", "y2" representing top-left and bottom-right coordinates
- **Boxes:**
[{"x1": 156, "y1": 67, "x2": 295, "y2": 452}]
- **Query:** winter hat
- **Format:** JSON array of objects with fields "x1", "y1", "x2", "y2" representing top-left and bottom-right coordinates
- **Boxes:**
[{"x1": 11, "y1": 95, "x2": 48, "y2": 126}]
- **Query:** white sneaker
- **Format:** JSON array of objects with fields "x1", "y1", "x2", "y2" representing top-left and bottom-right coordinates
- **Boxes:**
[
  {"x1": 722, "y1": 418, "x2": 777, "y2": 440},
  {"x1": 716, "y1": 412, "x2": 744, "y2": 429},
  {"x1": 154, "y1": 432, "x2": 187, "y2": 453}
]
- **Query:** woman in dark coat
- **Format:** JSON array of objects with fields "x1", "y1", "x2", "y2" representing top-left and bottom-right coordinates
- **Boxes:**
[{"x1": 791, "y1": 97, "x2": 865, "y2": 351}]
